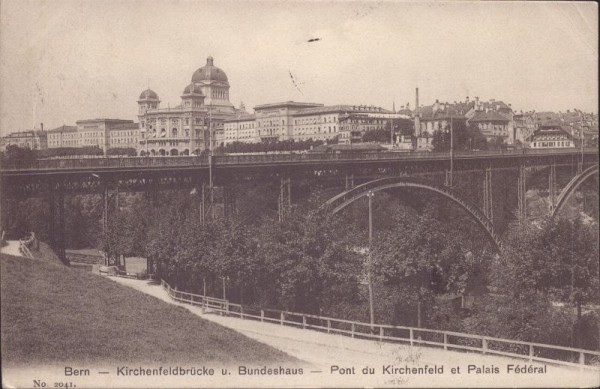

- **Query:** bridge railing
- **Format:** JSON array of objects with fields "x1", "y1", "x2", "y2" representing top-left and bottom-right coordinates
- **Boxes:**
[
  {"x1": 1, "y1": 148, "x2": 597, "y2": 172},
  {"x1": 160, "y1": 279, "x2": 600, "y2": 370}
]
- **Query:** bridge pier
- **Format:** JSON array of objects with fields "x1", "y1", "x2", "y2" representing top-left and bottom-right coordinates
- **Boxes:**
[
  {"x1": 223, "y1": 186, "x2": 237, "y2": 219},
  {"x1": 483, "y1": 168, "x2": 493, "y2": 223},
  {"x1": 46, "y1": 181, "x2": 67, "y2": 264},
  {"x1": 549, "y1": 163, "x2": 557, "y2": 213},
  {"x1": 278, "y1": 177, "x2": 291, "y2": 222},
  {"x1": 517, "y1": 164, "x2": 527, "y2": 223},
  {"x1": 345, "y1": 174, "x2": 355, "y2": 190}
]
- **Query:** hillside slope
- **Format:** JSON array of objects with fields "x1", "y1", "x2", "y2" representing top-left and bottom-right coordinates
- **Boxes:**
[{"x1": 1, "y1": 253, "x2": 298, "y2": 367}]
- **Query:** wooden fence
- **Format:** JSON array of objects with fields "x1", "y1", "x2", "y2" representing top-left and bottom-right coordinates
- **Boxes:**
[{"x1": 160, "y1": 280, "x2": 600, "y2": 370}]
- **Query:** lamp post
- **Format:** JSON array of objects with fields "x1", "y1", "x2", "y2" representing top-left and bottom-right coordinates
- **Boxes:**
[
  {"x1": 580, "y1": 127, "x2": 584, "y2": 174},
  {"x1": 366, "y1": 190, "x2": 375, "y2": 330},
  {"x1": 222, "y1": 276, "x2": 228, "y2": 300},
  {"x1": 449, "y1": 116, "x2": 454, "y2": 187}
]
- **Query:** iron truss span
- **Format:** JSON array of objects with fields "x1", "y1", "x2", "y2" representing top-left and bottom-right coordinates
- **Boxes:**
[
  {"x1": 325, "y1": 176, "x2": 503, "y2": 252},
  {"x1": 0, "y1": 148, "x2": 597, "y2": 175},
  {"x1": 552, "y1": 164, "x2": 599, "y2": 217}
]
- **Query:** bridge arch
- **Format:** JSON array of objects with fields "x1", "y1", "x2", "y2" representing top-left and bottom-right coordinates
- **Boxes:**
[
  {"x1": 552, "y1": 164, "x2": 599, "y2": 217},
  {"x1": 325, "y1": 177, "x2": 503, "y2": 252}
]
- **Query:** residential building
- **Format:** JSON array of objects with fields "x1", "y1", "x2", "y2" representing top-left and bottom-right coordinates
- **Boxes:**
[
  {"x1": 109, "y1": 121, "x2": 140, "y2": 149},
  {"x1": 526, "y1": 125, "x2": 574, "y2": 149},
  {"x1": 0, "y1": 128, "x2": 47, "y2": 151},
  {"x1": 513, "y1": 112, "x2": 537, "y2": 144},
  {"x1": 47, "y1": 125, "x2": 78, "y2": 148}
]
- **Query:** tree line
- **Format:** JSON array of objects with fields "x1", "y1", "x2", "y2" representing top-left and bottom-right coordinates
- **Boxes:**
[{"x1": 98, "y1": 186, "x2": 599, "y2": 351}]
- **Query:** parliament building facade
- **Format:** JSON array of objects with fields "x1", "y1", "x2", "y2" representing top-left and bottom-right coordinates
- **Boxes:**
[{"x1": 137, "y1": 56, "x2": 237, "y2": 156}]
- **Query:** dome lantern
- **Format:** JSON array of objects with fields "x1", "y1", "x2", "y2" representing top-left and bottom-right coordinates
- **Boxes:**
[{"x1": 191, "y1": 57, "x2": 228, "y2": 83}]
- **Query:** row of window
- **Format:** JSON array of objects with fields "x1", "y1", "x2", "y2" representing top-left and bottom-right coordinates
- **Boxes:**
[{"x1": 532, "y1": 141, "x2": 572, "y2": 148}]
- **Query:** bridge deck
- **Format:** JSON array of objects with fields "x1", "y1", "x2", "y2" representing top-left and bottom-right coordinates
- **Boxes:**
[{"x1": 1, "y1": 148, "x2": 597, "y2": 176}]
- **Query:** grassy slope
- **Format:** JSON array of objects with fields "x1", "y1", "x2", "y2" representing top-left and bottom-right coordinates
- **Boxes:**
[{"x1": 1, "y1": 253, "x2": 298, "y2": 367}]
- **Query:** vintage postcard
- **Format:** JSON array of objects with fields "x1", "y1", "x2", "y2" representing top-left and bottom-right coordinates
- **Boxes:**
[{"x1": 1, "y1": 0, "x2": 598, "y2": 388}]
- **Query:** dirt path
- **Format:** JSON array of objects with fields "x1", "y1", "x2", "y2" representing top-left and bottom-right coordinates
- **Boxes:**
[{"x1": 109, "y1": 276, "x2": 599, "y2": 388}]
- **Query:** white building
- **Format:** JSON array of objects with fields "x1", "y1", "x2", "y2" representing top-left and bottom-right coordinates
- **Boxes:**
[
  {"x1": 138, "y1": 57, "x2": 238, "y2": 156},
  {"x1": 223, "y1": 103, "x2": 392, "y2": 145}
]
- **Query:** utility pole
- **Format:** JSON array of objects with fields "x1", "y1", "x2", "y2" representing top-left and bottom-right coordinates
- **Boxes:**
[
  {"x1": 367, "y1": 190, "x2": 375, "y2": 330},
  {"x1": 579, "y1": 127, "x2": 584, "y2": 174},
  {"x1": 208, "y1": 103, "x2": 214, "y2": 220},
  {"x1": 450, "y1": 116, "x2": 454, "y2": 187}
]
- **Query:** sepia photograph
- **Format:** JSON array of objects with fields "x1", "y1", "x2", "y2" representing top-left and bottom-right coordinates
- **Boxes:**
[{"x1": 0, "y1": 0, "x2": 598, "y2": 388}]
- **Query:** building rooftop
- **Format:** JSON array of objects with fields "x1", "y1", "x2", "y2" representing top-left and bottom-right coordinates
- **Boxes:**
[
  {"x1": 3, "y1": 130, "x2": 46, "y2": 138},
  {"x1": 47, "y1": 125, "x2": 77, "y2": 133},
  {"x1": 526, "y1": 125, "x2": 573, "y2": 141},
  {"x1": 254, "y1": 101, "x2": 324, "y2": 111},
  {"x1": 292, "y1": 105, "x2": 391, "y2": 117},
  {"x1": 469, "y1": 110, "x2": 510, "y2": 123},
  {"x1": 76, "y1": 118, "x2": 134, "y2": 124}
]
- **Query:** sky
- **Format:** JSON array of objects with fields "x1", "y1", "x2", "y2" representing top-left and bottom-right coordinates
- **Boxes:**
[{"x1": 0, "y1": 0, "x2": 597, "y2": 134}]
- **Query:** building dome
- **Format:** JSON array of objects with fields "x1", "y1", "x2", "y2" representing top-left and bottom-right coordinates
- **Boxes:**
[
  {"x1": 182, "y1": 83, "x2": 204, "y2": 95},
  {"x1": 139, "y1": 89, "x2": 159, "y2": 100},
  {"x1": 191, "y1": 56, "x2": 228, "y2": 83}
]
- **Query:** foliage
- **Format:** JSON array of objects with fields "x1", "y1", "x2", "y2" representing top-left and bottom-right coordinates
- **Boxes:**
[
  {"x1": 362, "y1": 129, "x2": 391, "y2": 143},
  {"x1": 432, "y1": 122, "x2": 488, "y2": 152},
  {"x1": 455, "y1": 216, "x2": 600, "y2": 350},
  {"x1": 500, "y1": 217, "x2": 599, "y2": 316},
  {"x1": 371, "y1": 202, "x2": 492, "y2": 327}
]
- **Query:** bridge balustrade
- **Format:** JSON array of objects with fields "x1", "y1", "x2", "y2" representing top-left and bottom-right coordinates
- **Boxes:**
[{"x1": 0, "y1": 148, "x2": 597, "y2": 172}]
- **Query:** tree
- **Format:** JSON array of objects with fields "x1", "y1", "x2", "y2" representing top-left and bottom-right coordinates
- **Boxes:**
[
  {"x1": 501, "y1": 217, "x2": 599, "y2": 319},
  {"x1": 432, "y1": 121, "x2": 488, "y2": 152},
  {"x1": 372, "y1": 203, "x2": 489, "y2": 327},
  {"x1": 362, "y1": 129, "x2": 391, "y2": 143}
]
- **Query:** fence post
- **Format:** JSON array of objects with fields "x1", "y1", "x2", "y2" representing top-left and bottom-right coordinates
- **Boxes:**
[
  {"x1": 379, "y1": 327, "x2": 384, "y2": 341},
  {"x1": 410, "y1": 329, "x2": 414, "y2": 346},
  {"x1": 280, "y1": 311, "x2": 284, "y2": 325},
  {"x1": 202, "y1": 297, "x2": 206, "y2": 314},
  {"x1": 579, "y1": 352, "x2": 585, "y2": 370},
  {"x1": 302, "y1": 315, "x2": 306, "y2": 329},
  {"x1": 225, "y1": 301, "x2": 229, "y2": 315},
  {"x1": 260, "y1": 309, "x2": 264, "y2": 322},
  {"x1": 240, "y1": 306, "x2": 244, "y2": 319},
  {"x1": 529, "y1": 345, "x2": 534, "y2": 362},
  {"x1": 327, "y1": 319, "x2": 331, "y2": 333},
  {"x1": 351, "y1": 323, "x2": 355, "y2": 338},
  {"x1": 444, "y1": 333, "x2": 448, "y2": 350},
  {"x1": 482, "y1": 338, "x2": 488, "y2": 355}
]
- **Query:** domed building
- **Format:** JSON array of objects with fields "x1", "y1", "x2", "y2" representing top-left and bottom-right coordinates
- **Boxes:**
[{"x1": 137, "y1": 57, "x2": 237, "y2": 156}]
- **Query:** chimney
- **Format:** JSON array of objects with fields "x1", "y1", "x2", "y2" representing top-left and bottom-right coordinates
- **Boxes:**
[
  {"x1": 415, "y1": 87, "x2": 419, "y2": 111},
  {"x1": 466, "y1": 96, "x2": 469, "y2": 102},
  {"x1": 40, "y1": 123, "x2": 44, "y2": 132}
]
